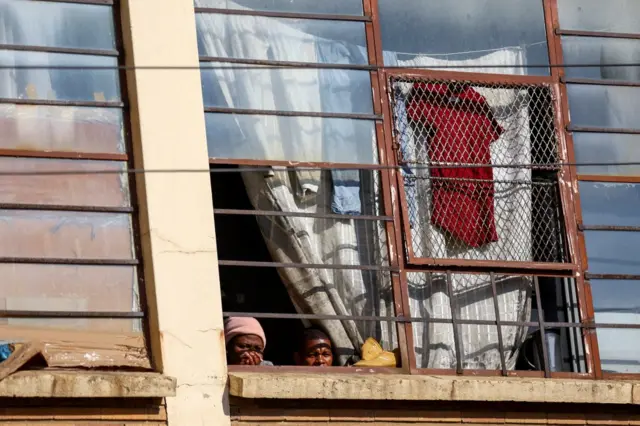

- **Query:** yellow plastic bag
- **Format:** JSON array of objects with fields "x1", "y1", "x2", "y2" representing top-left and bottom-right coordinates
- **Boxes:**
[{"x1": 353, "y1": 337, "x2": 397, "y2": 367}]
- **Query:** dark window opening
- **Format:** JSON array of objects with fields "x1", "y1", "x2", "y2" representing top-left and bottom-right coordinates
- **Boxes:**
[{"x1": 211, "y1": 165, "x2": 304, "y2": 366}]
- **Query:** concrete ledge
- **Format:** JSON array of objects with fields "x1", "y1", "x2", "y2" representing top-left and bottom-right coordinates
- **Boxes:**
[
  {"x1": 0, "y1": 370, "x2": 176, "y2": 398},
  {"x1": 229, "y1": 372, "x2": 640, "y2": 405}
]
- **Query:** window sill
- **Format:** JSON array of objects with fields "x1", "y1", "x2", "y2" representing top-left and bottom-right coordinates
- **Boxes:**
[
  {"x1": 0, "y1": 370, "x2": 176, "y2": 398},
  {"x1": 229, "y1": 371, "x2": 640, "y2": 405}
]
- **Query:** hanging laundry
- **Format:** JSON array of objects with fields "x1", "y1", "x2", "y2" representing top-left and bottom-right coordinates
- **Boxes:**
[{"x1": 406, "y1": 83, "x2": 502, "y2": 248}]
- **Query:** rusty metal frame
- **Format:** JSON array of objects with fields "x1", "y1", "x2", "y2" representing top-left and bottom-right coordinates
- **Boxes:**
[
  {"x1": 193, "y1": 7, "x2": 371, "y2": 22},
  {"x1": 0, "y1": 43, "x2": 118, "y2": 57},
  {"x1": 111, "y1": 0, "x2": 154, "y2": 351},
  {"x1": 579, "y1": 224, "x2": 640, "y2": 232},
  {"x1": 381, "y1": 69, "x2": 577, "y2": 273},
  {"x1": 550, "y1": 0, "x2": 604, "y2": 378},
  {"x1": 365, "y1": 0, "x2": 414, "y2": 373}
]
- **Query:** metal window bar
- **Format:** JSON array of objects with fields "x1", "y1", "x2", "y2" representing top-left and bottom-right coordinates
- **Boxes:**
[
  {"x1": 0, "y1": 1, "x2": 146, "y2": 329},
  {"x1": 199, "y1": 56, "x2": 375, "y2": 71},
  {"x1": 35, "y1": 0, "x2": 113, "y2": 5},
  {"x1": 222, "y1": 310, "x2": 640, "y2": 330},
  {"x1": 555, "y1": 29, "x2": 640, "y2": 41},
  {"x1": 0, "y1": 257, "x2": 138, "y2": 266},
  {"x1": 534, "y1": 276, "x2": 551, "y2": 378},
  {"x1": 204, "y1": 106, "x2": 381, "y2": 121},
  {"x1": 567, "y1": 125, "x2": 640, "y2": 135},
  {"x1": 0, "y1": 311, "x2": 144, "y2": 319},
  {"x1": 214, "y1": 208, "x2": 392, "y2": 222},
  {"x1": 446, "y1": 271, "x2": 464, "y2": 374},
  {"x1": 193, "y1": 7, "x2": 372, "y2": 22},
  {"x1": 0, "y1": 203, "x2": 133, "y2": 214},
  {"x1": 0, "y1": 98, "x2": 124, "y2": 108},
  {"x1": 561, "y1": 77, "x2": 640, "y2": 88},
  {"x1": 0, "y1": 43, "x2": 119, "y2": 57},
  {"x1": 217, "y1": 260, "x2": 396, "y2": 272},
  {"x1": 490, "y1": 272, "x2": 509, "y2": 376}
]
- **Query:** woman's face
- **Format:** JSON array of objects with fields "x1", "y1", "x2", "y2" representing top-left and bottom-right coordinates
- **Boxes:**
[
  {"x1": 227, "y1": 334, "x2": 264, "y2": 365},
  {"x1": 298, "y1": 336, "x2": 334, "y2": 367}
]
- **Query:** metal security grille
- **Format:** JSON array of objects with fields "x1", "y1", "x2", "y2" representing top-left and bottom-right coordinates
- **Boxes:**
[{"x1": 390, "y1": 76, "x2": 568, "y2": 264}]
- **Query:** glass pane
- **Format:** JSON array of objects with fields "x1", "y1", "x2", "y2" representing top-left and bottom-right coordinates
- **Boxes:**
[
  {"x1": 584, "y1": 230, "x2": 640, "y2": 275},
  {"x1": 195, "y1": 0, "x2": 363, "y2": 15},
  {"x1": 201, "y1": 67, "x2": 373, "y2": 114},
  {"x1": 567, "y1": 84, "x2": 640, "y2": 129},
  {"x1": 0, "y1": 0, "x2": 115, "y2": 50},
  {"x1": 0, "y1": 105, "x2": 124, "y2": 154},
  {"x1": 0, "y1": 210, "x2": 134, "y2": 259},
  {"x1": 563, "y1": 37, "x2": 640, "y2": 82},
  {"x1": 378, "y1": 0, "x2": 549, "y2": 76},
  {"x1": 574, "y1": 133, "x2": 640, "y2": 176},
  {"x1": 206, "y1": 113, "x2": 377, "y2": 163},
  {"x1": 592, "y1": 280, "x2": 640, "y2": 323},
  {"x1": 557, "y1": 0, "x2": 640, "y2": 34},
  {"x1": 0, "y1": 51, "x2": 120, "y2": 101},
  {"x1": 580, "y1": 182, "x2": 640, "y2": 226},
  {"x1": 0, "y1": 264, "x2": 138, "y2": 312},
  {"x1": 0, "y1": 158, "x2": 129, "y2": 207},
  {"x1": 196, "y1": 14, "x2": 367, "y2": 64},
  {"x1": 597, "y1": 328, "x2": 640, "y2": 374},
  {"x1": 2, "y1": 318, "x2": 142, "y2": 334}
]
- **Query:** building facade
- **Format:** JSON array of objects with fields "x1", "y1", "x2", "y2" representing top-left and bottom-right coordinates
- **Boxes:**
[{"x1": 1, "y1": 0, "x2": 640, "y2": 425}]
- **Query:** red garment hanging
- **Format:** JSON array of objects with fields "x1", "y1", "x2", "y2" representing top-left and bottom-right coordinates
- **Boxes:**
[{"x1": 406, "y1": 83, "x2": 503, "y2": 248}]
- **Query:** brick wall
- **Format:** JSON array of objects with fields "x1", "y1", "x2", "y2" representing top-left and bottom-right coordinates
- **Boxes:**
[
  {"x1": 231, "y1": 398, "x2": 640, "y2": 426},
  {"x1": 0, "y1": 398, "x2": 167, "y2": 425}
]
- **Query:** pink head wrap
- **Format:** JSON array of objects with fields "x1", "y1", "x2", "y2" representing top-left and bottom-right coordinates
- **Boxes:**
[{"x1": 224, "y1": 317, "x2": 266, "y2": 347}]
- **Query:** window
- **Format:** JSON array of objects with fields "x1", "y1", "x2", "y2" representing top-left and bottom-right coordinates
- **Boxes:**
[
  {"x1": 555, "y1": 0, "x2": 640, "y2": 378},
  {"x1": 0, "y1": 0, "x2": 145, "y2": 347},
  {"x1": 198, "y1": 0, "x2": 638, "y2": 378}
]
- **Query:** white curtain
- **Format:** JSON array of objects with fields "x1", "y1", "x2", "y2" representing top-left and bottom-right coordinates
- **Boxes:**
[{"x1": 198, "y1": 1, "x2": 532, "y2": 368}]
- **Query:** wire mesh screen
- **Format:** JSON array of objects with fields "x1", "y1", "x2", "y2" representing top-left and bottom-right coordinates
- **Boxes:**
[{"x1": 390, "y1": 77, "x2": 567, "y2": 264}]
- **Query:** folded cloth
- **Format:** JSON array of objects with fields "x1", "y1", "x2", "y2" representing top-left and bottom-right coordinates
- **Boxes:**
[
  {"x1": 224, "y1": 317, "x2": 267, "y2": 347},
  {"x1": 331, "y1": 170, "x2": 361, "y2": 215},
  {"x1": 293, "y1": 168, "x2": 321, "y2": 201}
]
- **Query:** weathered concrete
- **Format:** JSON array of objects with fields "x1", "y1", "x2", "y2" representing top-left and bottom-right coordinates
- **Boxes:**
[
  {"x1": 119, "y1": 0, "x2": 229, "y2": 424},
  {"x1": 0, "y1": 371, "x2": 176, "y2": 398},
  {"x1": 229, "y1": 372, "x2": 640, "y2": 404}
]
